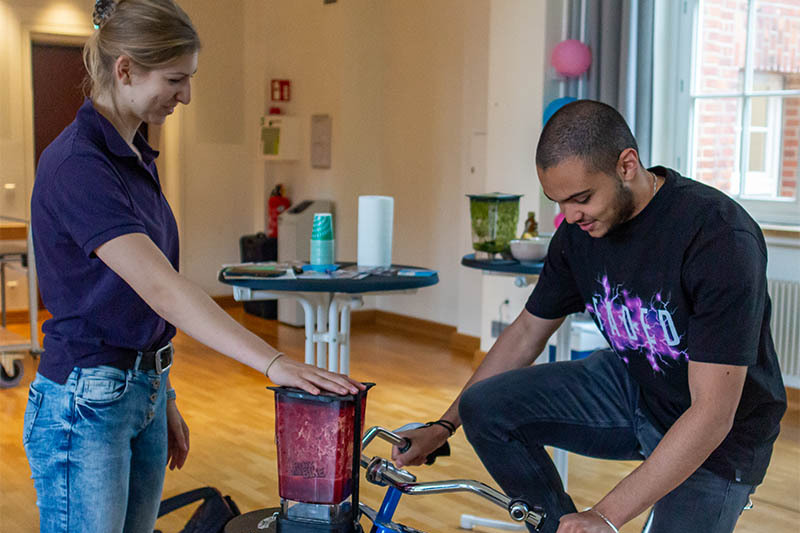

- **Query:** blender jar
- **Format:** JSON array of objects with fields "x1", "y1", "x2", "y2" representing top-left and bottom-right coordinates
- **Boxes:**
[
  {"x1": 467, "y1": 193, "x2": 522, "y2": 254},
  {"x1": 271, "y1": 386, "x2": 370, "y2": 506}
]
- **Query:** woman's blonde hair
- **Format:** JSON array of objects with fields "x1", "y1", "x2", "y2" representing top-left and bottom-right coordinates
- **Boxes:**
[{"x1": 83, "y1": 0, "x2": 201, "y2": 98}]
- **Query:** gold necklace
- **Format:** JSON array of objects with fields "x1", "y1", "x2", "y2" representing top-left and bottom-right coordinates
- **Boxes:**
[{"x1": 651, "y1": 171, "x2": 658, "y2": 198}]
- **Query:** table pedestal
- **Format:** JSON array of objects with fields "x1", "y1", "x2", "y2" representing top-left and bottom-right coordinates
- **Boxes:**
[
  {"x1": 232, "y1": 286, "x2": 363, "y2": 374},
  {"x1": 552, "y1": 314, "x2": 572, "y2": 488}
]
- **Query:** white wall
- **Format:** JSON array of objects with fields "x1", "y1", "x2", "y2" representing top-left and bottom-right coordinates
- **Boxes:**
[
  {"x1": 174, "y1": 0, "x2": 254, "y2": 287},
  {"x1": 375, "y1": 1, "x2": 477, "y2": 325},
  {"x1": 232, "y1": 0, "x2": 390, "y2": 315},
  {"x1": 480, "y1": 0, "x2": 548, "y2": 348},
  {"x1": 249, "y1": 0, "x2": 386, "y2": 276},
  {"x1": 457, "y1": 3, "x2": 492, "y2": 338},
  {"x1": 228, "y1": 0, "x2": 547, "y2": 337},
  {"x1": 228, "y1": 0, "x2": 533, "y2": 335}
]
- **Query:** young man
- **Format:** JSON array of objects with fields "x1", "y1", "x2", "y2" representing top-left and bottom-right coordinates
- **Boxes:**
[{"x1": 394, "y1": 100, "x2": 786, "y2": 533}]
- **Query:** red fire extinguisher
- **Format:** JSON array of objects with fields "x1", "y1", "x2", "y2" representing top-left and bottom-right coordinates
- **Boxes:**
[{"x1": 267, "y1": 184, "x2": 291, "y2": 238}]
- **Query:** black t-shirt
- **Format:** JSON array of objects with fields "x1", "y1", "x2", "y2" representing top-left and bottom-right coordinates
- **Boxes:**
[{"x1": 526, "y1": 166, "x2": 786, "y2": 485}]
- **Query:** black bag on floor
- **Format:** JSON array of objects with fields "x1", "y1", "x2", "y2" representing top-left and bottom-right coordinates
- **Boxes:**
[{"x1": 154, "y1": 486, "x2": 241, "y2": 533}]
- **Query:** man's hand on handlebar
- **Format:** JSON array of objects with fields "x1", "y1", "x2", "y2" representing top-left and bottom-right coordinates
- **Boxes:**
[{"x1": 392, "y1": 424, "x2": 451, "y2": 468}]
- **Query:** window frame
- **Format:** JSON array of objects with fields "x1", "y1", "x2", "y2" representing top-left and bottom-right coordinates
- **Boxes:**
[{"x1": 653, "y1": 0, "x2": 800, "y2": 225}]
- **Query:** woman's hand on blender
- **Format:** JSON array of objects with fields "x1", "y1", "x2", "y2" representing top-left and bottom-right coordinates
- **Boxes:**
[
  {"x1": 392, "y1": 424, "x2": 451, "y2": 468},
  {"x1": 267, "y1": 356, "x2": 365, "y2": 396}
]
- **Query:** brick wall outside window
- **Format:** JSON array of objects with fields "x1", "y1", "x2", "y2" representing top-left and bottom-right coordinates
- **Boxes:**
[{"x1": 694, "y1": 0, "x2": 799, "y2": 199}]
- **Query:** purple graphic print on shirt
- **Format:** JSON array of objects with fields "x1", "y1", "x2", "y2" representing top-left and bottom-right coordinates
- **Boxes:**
[{"x1": 586, "y1": 276, "x2": 688, "y2": 372}]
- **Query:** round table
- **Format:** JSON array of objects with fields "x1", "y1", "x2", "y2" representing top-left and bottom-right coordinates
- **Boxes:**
[
  {"x1": 219, "y1": 263, "x2": 438, "y2": 374},
  {"x1": 460, "y1": 253, "x2": 543, "y2": 276}
]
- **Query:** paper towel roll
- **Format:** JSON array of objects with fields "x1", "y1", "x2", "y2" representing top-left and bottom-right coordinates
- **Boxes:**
[{"x1": 357, "y1": 196, "x2": 394, "y2": 267}]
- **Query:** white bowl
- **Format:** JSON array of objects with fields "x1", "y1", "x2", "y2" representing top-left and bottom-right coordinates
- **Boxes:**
[{"x1": 510, "y1": 237, "x2": 550, "y2": 263}]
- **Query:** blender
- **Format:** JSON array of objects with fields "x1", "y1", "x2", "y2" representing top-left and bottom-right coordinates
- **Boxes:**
[
  {"x1": 466, "y1": 193, "x2": 522, "y2": 258},
  {"x1": 270, "y1": 384, "x2": 373, "y2": 533}
]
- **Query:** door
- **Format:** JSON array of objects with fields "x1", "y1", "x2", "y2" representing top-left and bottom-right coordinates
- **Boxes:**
[{"x1": 31, "y1": 43, "x2": 86, "y2": 167}]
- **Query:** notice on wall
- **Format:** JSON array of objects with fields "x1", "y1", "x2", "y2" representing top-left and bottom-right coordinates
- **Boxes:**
[{"x1": 311, "y1": 114, "x2": 332, "y2": 169}]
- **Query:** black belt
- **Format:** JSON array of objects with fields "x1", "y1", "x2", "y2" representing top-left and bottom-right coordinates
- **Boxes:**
[{"x1": 135, "y1": 343, "x2": 173, "y2": 374}]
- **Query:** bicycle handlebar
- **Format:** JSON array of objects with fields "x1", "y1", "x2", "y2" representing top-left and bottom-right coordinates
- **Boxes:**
[{"x1": 360, "y1": 426, "x2": 545, "y2": 530}]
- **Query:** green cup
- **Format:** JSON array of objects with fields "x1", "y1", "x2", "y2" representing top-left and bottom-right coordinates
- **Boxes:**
[
  {"x1": 312, "y1": 213, "x2": 334, "y2": 241},
  {"x1": 311, "y1": 213, "x2": 334, "y2": 265},
  {"x1": 310, "y1": 239, "x2": 335, "y2": 265}
]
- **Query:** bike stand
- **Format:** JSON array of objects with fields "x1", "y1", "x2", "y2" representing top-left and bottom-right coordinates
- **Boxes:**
[
  {"x1": 460, "y1": 514, "x2": 526, "y2": 531},
  {"x1": 458, "y1": 323, "x2": 572, "y2": 532}
]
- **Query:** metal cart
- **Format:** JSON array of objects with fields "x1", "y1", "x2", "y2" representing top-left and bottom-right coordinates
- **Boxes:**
[{"x1": 0, "y1": 216, "x2": 41, "y2": 388}]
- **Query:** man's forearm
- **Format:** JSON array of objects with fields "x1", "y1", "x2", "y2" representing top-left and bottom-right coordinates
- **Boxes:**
[{"x1": 593, "y1": 403, "x2": 733, "y2": 528}]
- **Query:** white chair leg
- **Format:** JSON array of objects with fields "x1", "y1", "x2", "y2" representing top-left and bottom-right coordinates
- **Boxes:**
[
  {"x1": 327, "y1": 297, "x2": 340, "y2": 373},
  {"x1": 336, "y1": 295, "x2": 362, "y2": 376},
  {"x1": 297, "y1": 296, "x2": 316, "y2": 366}
]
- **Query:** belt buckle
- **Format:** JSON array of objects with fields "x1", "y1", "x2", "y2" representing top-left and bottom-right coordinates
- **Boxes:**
[{"x1": 154, "y1": 343, "x2": 173, "y2": 374}]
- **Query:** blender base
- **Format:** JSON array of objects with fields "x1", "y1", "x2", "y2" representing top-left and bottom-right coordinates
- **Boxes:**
[
  {"x1": 224, "y1": 507, "x2": 280, "y2": 533},
  {"x1": 278, "y1": 517, "x2": 363, "y2": 533},
  {"x1": 223, "y1": 508, "x2": 365, "y2": 533}
]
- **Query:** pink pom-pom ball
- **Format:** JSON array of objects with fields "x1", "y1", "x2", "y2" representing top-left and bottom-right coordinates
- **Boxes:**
[{"x1": 551, "y1": 39, "x2": 592, "y2": 77}]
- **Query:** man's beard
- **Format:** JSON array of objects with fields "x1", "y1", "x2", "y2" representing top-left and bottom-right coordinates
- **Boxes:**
[{"x1": 608, "y1": 178, "x2": 636, "y2": 232}]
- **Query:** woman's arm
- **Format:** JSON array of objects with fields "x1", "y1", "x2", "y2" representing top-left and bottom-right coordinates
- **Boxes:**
[{"x1": 95, "y1": 232, "x2": 363, "y2": 395}]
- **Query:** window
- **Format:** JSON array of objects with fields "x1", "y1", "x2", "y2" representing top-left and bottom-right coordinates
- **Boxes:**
[{"x1": 654, "y1": 0, "x2": 800, "y2": 225}]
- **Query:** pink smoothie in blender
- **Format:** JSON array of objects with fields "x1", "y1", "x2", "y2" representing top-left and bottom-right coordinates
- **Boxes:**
[{"x1": 272, "y1": 386, "x2": 370, "y2": 506}]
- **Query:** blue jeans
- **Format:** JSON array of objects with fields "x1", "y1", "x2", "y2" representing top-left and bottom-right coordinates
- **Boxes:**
[
  {"x1": 23, "y1": 365, "x2": 169, "y2": 533},
  {"x1": 459, "y1": 350, "x2": 755, "y2": 533}
]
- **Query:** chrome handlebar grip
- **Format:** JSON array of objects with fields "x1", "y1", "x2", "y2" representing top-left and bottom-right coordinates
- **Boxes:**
[
  {"x1": 362, "y1": 426, "x2": 408, "y2": 450},
  {"x1": 365, "y1": 456, "x2": 417, "y2": 485}
]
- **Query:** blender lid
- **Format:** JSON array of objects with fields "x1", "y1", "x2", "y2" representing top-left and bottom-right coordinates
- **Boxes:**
[
  {"x1": 466, "y1": 193, "x2": 523, "y2": 201},
  {"x1": 268, "y1": 383, "x2": 375, "y2": 402}
]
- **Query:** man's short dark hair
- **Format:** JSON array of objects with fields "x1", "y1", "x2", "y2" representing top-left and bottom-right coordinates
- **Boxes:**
[{"x1": 535, "y1": 100, "x2": 639, "y2": 175}]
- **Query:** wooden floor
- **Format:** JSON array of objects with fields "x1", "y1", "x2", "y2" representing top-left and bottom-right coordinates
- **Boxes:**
[{"x1": 1, "y1": 307, "x2": 798, "y2": 532}]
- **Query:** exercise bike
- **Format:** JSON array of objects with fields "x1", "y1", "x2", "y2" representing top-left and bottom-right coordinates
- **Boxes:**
[{"x1": 223, "y1": 385, "x2": 545, "y2": 533}]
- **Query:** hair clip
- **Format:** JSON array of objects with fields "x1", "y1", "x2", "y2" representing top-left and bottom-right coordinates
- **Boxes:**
[{"x1": 92, "y1": 0, "x2": 116, "y2": 29}]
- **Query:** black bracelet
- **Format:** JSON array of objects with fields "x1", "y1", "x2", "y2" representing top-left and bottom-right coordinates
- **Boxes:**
[{"x1": 424, "y1": 419, "x2": 456, "y2": 436}]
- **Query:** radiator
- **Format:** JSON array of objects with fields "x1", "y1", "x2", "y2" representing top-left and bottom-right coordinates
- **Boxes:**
[{"x1": 769, "y1": 279, "x2": 800, "y2": 389}]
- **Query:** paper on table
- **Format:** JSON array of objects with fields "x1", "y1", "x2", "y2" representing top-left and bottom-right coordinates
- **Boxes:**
[
  {"x1": 397, "y1": 269, "x2": 437, "y2": 277},
  {"x1": 296, "y1": 268, "x2": 369, "y2": 280},
  {"x1": 219, "y1": 262, "x2": 298, "y2": 281},
  {"x1": 362, "y1": 267, "x2": 436, "y2": 277}
]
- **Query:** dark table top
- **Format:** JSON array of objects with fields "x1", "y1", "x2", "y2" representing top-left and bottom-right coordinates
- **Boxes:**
[
  {"x1": 461, "y1": 253, "x2": 543, "y2": 275},
  {"x1": 219, "y1": 262, "x2": 439, "y2": 294}
]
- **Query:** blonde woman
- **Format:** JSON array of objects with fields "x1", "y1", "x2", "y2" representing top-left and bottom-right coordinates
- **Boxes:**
[{"x1": 24, "y1": 1, "x2": 363, "y2": 531}]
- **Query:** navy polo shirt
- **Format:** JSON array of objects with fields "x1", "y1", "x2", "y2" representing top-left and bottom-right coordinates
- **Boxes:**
[{"x1": 31, "y1": 99, "x2": 179, "y2": 384}]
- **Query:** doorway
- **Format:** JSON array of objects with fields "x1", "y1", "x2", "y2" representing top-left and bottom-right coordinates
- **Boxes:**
[{"x1": 31, "y1": 42, "x2": 86, "y2": 167}]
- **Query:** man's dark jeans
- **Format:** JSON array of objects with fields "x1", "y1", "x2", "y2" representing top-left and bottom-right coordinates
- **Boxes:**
[{"x1": 458, "y1": 350, "x2": 754, "y2": 533}]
